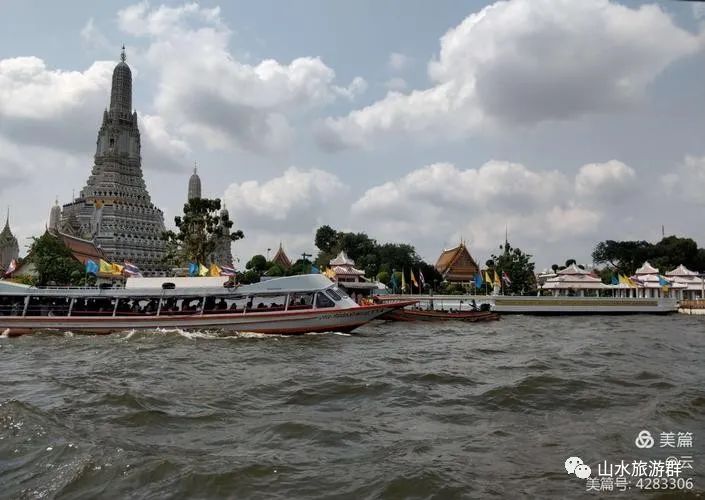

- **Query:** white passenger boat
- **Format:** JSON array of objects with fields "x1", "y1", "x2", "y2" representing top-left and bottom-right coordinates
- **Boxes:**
[{"x1": 0, "y1": 275, "x2": 416, "y2": 336}]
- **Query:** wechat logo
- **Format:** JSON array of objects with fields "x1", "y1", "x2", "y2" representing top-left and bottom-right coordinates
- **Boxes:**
[{"x1": 565, "y1": 456, "x2": 591, "y2": 479}]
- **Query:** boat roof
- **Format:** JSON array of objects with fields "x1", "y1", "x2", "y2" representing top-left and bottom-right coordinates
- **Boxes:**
[{"x1": 0, "y1": 274, "x2": 336, "y2": 298}]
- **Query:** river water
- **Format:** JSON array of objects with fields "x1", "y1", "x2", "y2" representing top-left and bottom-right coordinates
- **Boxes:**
[{"x1": 1, "y1": 315, "x2": 703, "y2": 499}]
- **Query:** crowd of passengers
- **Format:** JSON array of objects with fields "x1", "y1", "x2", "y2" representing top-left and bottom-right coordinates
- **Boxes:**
[{"x1": 0, "y1": 294, "x2": 327, "y2": 316}]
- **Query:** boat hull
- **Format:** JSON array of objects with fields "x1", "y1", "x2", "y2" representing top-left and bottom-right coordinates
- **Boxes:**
[
  {"x1": 0, "y1": 301, "x2": 417, "y2": 336},
  {"x1": 382, "y1": 309, "x2": 499, "y2": 322}
]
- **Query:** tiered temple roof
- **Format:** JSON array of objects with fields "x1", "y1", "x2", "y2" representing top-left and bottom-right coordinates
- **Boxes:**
[
  {"x1": 435, "y1": 242, "x2": 479, "y2": 282},
  {"x1": 541, "y1": 264, "x2": 611, "y2": 291},
  {"x1": 272, "y1": 243, "x2": 292, "y2": 270},
  {"x1": 0, "y1": 209, "x2": 19, "y2": 271}
]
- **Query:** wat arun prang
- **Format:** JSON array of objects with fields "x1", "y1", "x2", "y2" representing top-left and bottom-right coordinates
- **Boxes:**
[{"x1": 59, "y1": 48, "x2": 167, "y2": 275}]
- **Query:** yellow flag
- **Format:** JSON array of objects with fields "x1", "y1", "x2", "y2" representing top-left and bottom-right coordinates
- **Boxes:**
[
  {"x1": 198, "y1": 263, "x2": 209, "y2": 277},
  {"x1": 493, "y1": 271, "x2": 500, "y2": 286},
  {"x1": 111, "y1": 263, "x2": 124, "y2": 275},
  {"x1": 323, "y1": 267, "x2": 336, "y2": 279},
  {"x1": 99, "y1": 259, "x2": 113, "y2": 274},
  {"x1": 401, "y1": 268, "x2": 407, "y2": 293},
  {"x1": 209, "y1": 263, "x2": 222, "y2": 277},
  {"x1": 484, "y1": 270, "x2": 490, "y2": 283},
  {"x1": 411, "y1": 272, "x2": 418, "y2": 289}
]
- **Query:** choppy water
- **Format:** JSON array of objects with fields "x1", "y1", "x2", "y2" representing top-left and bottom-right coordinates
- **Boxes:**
[{"x1": 1, "y1": 315, "x2": 704, "y2": 499}]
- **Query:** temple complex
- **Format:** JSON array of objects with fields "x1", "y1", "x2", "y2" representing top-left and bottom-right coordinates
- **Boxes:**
[
  {"x1": 58, "y1": 48, "x2": 167, "y2": 275},
  {"x1": 0, "y1": 209, "x2": 19, "y2": 271},
  {"x1": 325, "y1": 251, "x2": 377, "y2": 295},
  {"x1": 435, "y1": 241, "x2": 479, "y2": 282}
]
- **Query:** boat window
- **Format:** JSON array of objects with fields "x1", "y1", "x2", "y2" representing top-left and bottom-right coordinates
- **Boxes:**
[
  {"x1": 333, "y1": 286, "x2": 349, "y2": 299},
  {"x1": 288, "y1": 292, "x2": 314, "y2": 310},
  {"x1": 159, "y1": 297, "x2": 202, "y2": 315},
  {"x1": 70, "y1": 297, "x2": 117, "y2": 316},
  {"x1": 246, "y1": 294, "x2": 287, "y2": 313},
  {"x1": 203, "y1": 296, "x2": 231, "y2": 314},
  {"x1": 326, "y1": 289, "x2": 342, "y2": 301},
  {"x1": 25, "y1": 297, "x2": 72, "y2": 316},
  {"x1": 315, "y1": 292, "x2": 335, "y2": 309},
  {"x1": 224, "y1": 296, "x2": 248, "y2": 313},
  {"x1": 0, "y1": 296, "x2": 26, "y2": 316}
]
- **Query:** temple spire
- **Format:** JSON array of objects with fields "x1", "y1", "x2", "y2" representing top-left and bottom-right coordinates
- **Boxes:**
[{"x1": 121, "y1": 45, "x2": 126, "y2": 62}]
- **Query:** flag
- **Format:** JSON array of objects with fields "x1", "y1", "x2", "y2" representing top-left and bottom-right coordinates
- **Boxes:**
[
  {"x1": 658, "y1": 276, "x2": 670, "y2": 286},
  {"x1": 493, "y1": 271, "x2": 500, "y2": 286},
  {"x1": 198, "y1": 263, "x2": 209, "y2": 277},
  {"x1": 401, "y1": 268, "x2": 407, "y2": 293},
  {"x1": 474, "y1": 272, "x2": 484, "y2": 289},
  {"x1": 111, "y1": 263, "x2": 124, "y2": 275},
  {"x1": 419, "y1": 270, "x2": 426, "y2": 289},
  {"x1": 99, "y1": 259, "x2": 113, "y2": 274},
  {"x1": 411, "y1": 271, "x2": 419, "y2": 291},
  {"x1": 323, "y1": 267, "x2": 336, "y2": 279},
  {"x1": 3, "y1": 259, "x2": 17, "y2": 276},
  {"x1": 484, "y1": 270, "x2": 491, "y2": 284},
  {"x1": 610, "y1": 274, "x2": 619, "y2": 285},
  {"x1": 220, "y1": 265, "x2": 236, "y2": 276},
  {"x1": 124, "y1": 262, "x2": 142, "y2": 277},
  {"x1": 209, "y1": 263, "x2": 222, "y2": 277},
  {"x1": 311, "y1": 264, "x2": 320, "y2": 274},
  {"x1": 390, "y1": 271, "x2": 399, "y2": 292},
  {"x1": 188, "y1": 262, "x2": 198, "y2": 276},
  {"x1": 85, "y1": 260, "x2": 99, "y2": 275},
  {"x1": 502, "y1": 271, "x2": 512, "y2": 285}
]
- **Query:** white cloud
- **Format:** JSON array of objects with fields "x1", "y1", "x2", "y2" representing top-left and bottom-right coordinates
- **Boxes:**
[
  {"x1": 117, "y1": 2, "x2": 364, "y2": 153},
  {"x1": 350, "y1": 159, "x2": 645, "y2": 262},
  {"x1": 388, "y1": 52, "x2": 412, "y2": 71},
  {"x1": 80, "y1": 18, "x2": 112, "y2": 52},
  {"x1": 575, "y1": 160, "x2": 636, "y2": 201},
  {"x1": 694, "y1": 4, "x2": 705, "y2": 21},
  {"x1": 319, "y1": 0, "x2": 703, "y2": 150},
  {"x1": 140, "y1": 114, "x2": 192, "y2": 172},
  {"x1": 662, "y1": 155, "x2": 705, "y2": 204}
]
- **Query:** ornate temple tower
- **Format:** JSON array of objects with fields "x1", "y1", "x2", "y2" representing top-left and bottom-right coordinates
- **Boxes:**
[
  {"x1": 48, "y1": 199, "x2": 61, "y2": 232},
  {"x1": 0, "y1": 209, "x2": 20, "y2": 270},
  {"x1": 188, "y1": 165, "x2": 202, "y2": 200},
  {"x1": 60, "y1": 48, "x2": 167, "y2": 275},
  {"x1": 211, "y1": 208, "x2": 235, "y2": 267}
]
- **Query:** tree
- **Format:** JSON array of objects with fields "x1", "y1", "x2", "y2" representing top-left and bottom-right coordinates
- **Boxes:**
[
  {"x1": 592, "y1": 240, "x2": 652, "y2": 276},
  {"x1": 592, "y1": 236, "x2": 705, "y2": 274},
  {"x1": 490, "y1": 242, "x2": 536, "y2": 295},
  {"x1": 314, "y1": 225, "x2": 339, "y2": 254},
  {"x1": 246, "y1": 254, "x2": 268, "y2": 273},
  {"x1": 28, "y1": 232, "x2": 85, "y2": 286},
  {"x1": 162, "y1": 197, "x2": 244, "y2": 265}
]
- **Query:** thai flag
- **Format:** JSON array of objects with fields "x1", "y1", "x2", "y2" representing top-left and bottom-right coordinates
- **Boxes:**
[
  {"x1": 502, "y1": 271, "x2": 512, "y2": 285},
  {"x1": 419, "y1": 270, "x2": 426, "y2": 288},
  {"x1": 123, "y1": 261, "x2": 143, "y2": 277},
  {"x1": 220, "y1": 265, "x2": 237, "y2": 276},
  {"x1": 4, "y1": 259, "x2": 17, "y2": 276}
]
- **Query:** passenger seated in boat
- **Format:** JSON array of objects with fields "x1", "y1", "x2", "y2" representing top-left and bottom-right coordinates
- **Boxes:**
[
  {"x1": 257, "y1": 302, "x2": 266, "y2": 309},
  {"x1": 216, "y1": 299, "x2": 227, "y2": 311}
]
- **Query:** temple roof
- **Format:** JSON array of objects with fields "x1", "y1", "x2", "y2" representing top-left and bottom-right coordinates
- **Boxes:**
[
  {"x1": 58, "y1": 232, "x2": 108, "y2": 265},
  {"x1": 666, "y1": 264, "x2": 698, "y2": 277},
  {"x1": 557, "y1": 263, "x2": 590, "y2": 275},
  {"x1": 109, "y1": 47, "x2": 132, "y2": 114},
  {"x1": 435, "y1": 242, "x2": 479, "y2": 281},
  {"x1": 188, "y1": 165, "x2": 202, "y2": 200},
  {"x1": 635, "y1": 261, "x2": 659, "y2": 275},
  {"x1": 272, "y1": 243, "x2": 292, "y2": 269},
  {"x1": 330, "y1": 250, "x2": 356, "y2": 267},
  {"x1": 0, "y1": 209, "x2": 18, "y2": 246}
]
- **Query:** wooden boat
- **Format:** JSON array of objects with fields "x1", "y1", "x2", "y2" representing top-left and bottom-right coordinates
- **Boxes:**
[
  {"x1": 0, "y1": 275, "x2": 416, "y2": 336},
  {"x1": 381, "y1": 307, "x2": 499, "y2": 322}
]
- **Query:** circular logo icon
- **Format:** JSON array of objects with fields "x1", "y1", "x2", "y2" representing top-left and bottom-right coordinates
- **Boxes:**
[
  {"x1": 635, "y1": 430, "x2": 654, "y2": 449},
  {"x1": 565, "y1": 456, "x2": 583, "y2": 474},
  {"x1": 575, "y1": 464, "x2": 592, "y2": 479}
]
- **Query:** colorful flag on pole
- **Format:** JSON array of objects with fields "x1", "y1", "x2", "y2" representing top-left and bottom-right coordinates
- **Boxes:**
[
  {"x1": 111, "y1": 263, "x2": 124, "y2": 275},
  {"x1": 311, "y1": 264, "x2": 320, "y2": 274},
  {"x1": 3, "y1": 259, "x2": 17, "y2": 276},
  {"x1": 220, "y1": 265, "x2": 237, "y2": 276},
  {"x1": 198, "y1": 263, "x2": 209, "y2": 277},
  {"x1": 484, "y1": 270, "x2": 491, "y2": 284},
  {"x1": 658, "y1": 276, "x2": 670, "y2": 286},
  {"x1": 502, "y1": 271, "x2": 512, "y2": 285},
  {"x1": 411, "y1": 271, "x2": 419, "y2": 291},
  {"x1": 474, "y1": 272, "x2": 484, "y2": 289},
  {"x1": 188, "y1": 262, "x2": 198, "y2": 276},
  {"x1": 99, "y1": 259, "x2": 113, "y2": 274},
  {"x1": 493, "y1": 271, "x2": 501, "y2": 287},
  {"x1": 123, "y1": 262, "x2": 142, "y2": 277},
  {"x1": 85, "y1": 260, "x2": 99, "y2": 275},
  {"x1": 419, "y1": 270, "x2": 426, "y2": 289},
  {"x1": 208, "y1": 263, "x2": 222, "y2": 277},
  {"x1": 390, "y1": 271, "x2": 398, "y2": 292},
  {"x1": 610, "y1": 274, "x2": 619, "y2": 285},
  {"x1": 401, "y1": 268, "x2": 407, "y2": 294}
]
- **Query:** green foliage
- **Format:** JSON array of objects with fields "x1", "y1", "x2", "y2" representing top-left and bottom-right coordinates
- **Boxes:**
[
  {"x1": 162, "y1": 197, "x2": 244, "y2": 265},
  {"x1": 490, "y1": 242, "x2": 536, "y2": 295},
  {"x1": 592, "y1": 236, "x2": 705, "y2": 274},
  {"x1": 12, "y1": 274, "x2": 38, "y2": 286},
  {"x1": 28, "y1": 232, "x2": 85, "y2": 286},
  {"x1": 313, "y1": 225, "x2": 442, "y2": 286},
  {"x1": 376, "y1": 270, "x2": 390, "y2": 286},
  {"x1": 238, "y1": 269, "x2": 260, "y2": 284},
  {"x1": 246, "y1": 254, "x2": 268, "y2": 273},
  {"x1": 266, "y1": 264, "x2": 284, "y2": 277}
]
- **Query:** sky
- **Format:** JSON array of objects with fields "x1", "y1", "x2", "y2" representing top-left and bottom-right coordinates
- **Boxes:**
[{"x1": 0, "y1": 0, "x2": 704, "y2": 271}]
